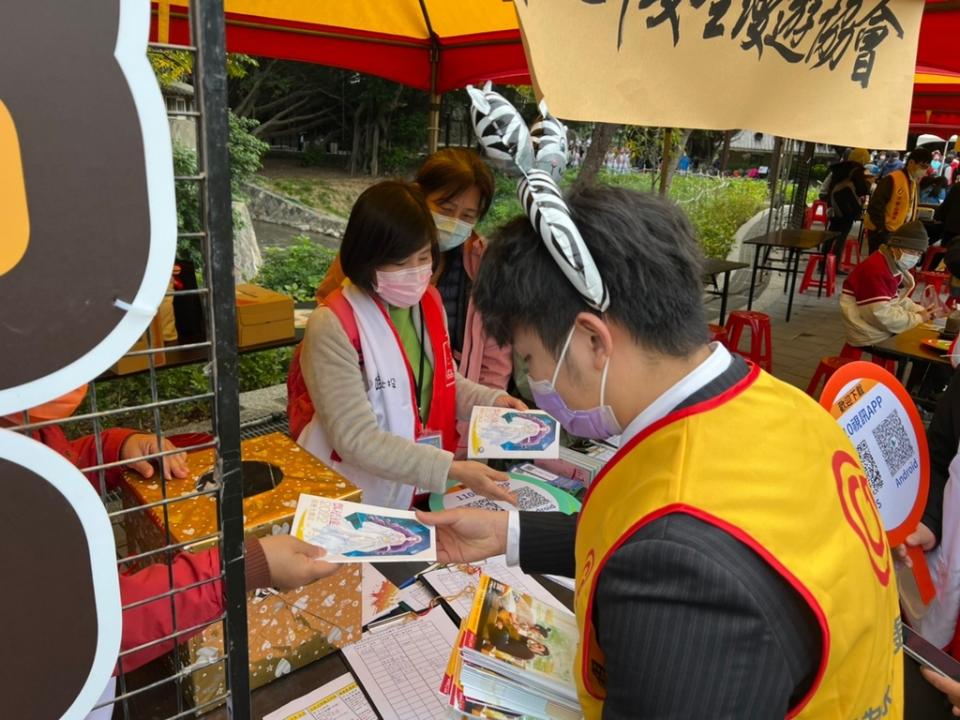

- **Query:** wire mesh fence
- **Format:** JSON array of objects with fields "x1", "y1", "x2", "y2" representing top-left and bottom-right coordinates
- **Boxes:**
[{"x1": 5, "y1": 2, "x2": 251, "y2": 717}]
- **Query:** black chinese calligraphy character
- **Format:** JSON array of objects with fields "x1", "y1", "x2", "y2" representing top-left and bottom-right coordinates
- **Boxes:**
[
  {"x1": 807, "y1": 0, "x2": 903, "y2": 88},
  {"x1": 731, "y1": 0, "x2": 784, "y2": 58},
  {"x1": 638, "y1": 0, "x2": 683, "y2": 46},
  {"x1": 764, "y1": 0, "x2": 823, "y2": 63},
  {"x1": 852, "y1": 0, "x2": 903, "y2": 87}
]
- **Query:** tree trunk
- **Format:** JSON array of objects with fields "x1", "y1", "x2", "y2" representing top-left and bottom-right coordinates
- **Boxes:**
[
  {"x1": 658, "y1": 129, "x2": 674, "y2": 196},
  {"x1": 659, "y1": 128, "x2": 693, "y2": 196},
  {"x1": 348, "y1": 107, "x2": 363, "y2": 176},
  {"x1": 720, "y1": 130, "x2": 733, "y2": 174},
  {"x1": 370, "y1": 122, "x2": 380, "y2": 177},
  {"x1": 573, "y1": 123, "x2": 620, "y2": 190}
]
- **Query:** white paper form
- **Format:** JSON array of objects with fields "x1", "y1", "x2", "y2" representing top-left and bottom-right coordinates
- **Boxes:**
[
  {"x1": 263, "y1": 673, "x2": 377, "y2": 720},
  {"x1": 342, "y1": 606, "x2": 458, "y2": 720},
  {"x1": 420, "y1": 556, "x2": 571, "y2": 621}
]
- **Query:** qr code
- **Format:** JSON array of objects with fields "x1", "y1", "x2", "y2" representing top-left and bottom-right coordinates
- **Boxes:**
[
  {"x1": 872, "y1": 411, "x2": 913, "y2": 476},
  {"x1": 513, "y1": 486, "x2": 552, "y2": 511},
  {"x1": 462, "y1": 497, "x2": 501, "y2": 511},
  {"x1": 460, "y1": 486, "x2": 553, "y2": 511},
  {"x1": 856, "y1": 440, "x2": 883, "y2": 498}
]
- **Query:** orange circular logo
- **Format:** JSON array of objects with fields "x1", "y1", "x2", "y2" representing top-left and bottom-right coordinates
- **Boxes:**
[{"x1": 833, "y1": 450, "x2": 891, "y2": 586}]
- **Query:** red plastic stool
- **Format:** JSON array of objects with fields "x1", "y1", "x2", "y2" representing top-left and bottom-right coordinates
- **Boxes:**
[
  {"x1": 708, "y1": 323, "x2": 728, "y2": 348},
  {"x1": 806, "y1": 356, "x2": 854, "y2": 398},
  {"x1": 804, "y1": 200, "x2": 829, "y2": 230},
  {"x1": 798, "y1": 253, "x2": 836, "y2": 296},
  {"x1": 922, "y1": 244, "x2": 948, "y2": 272},
  {"x1": 839, "y1": 344, "x2": 897, "y2": 373},
  {"x1": 914, "y1": 270, "x2": 951, "y2": 300},
  {"x1": 725, "y1": 311, "x2": 773, "y2": 372},
  {"x1": 840, "y1": 236, "x2": 862, "y2": 273}
]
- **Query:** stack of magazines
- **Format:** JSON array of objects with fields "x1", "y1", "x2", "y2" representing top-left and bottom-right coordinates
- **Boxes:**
[{"x1": 440, "y1": 575, "x2": 582, "y2": 720}]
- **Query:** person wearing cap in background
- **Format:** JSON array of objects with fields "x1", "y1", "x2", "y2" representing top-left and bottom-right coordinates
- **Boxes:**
[
  {"x1": 822, "y1": 147, "x2": 873, "y2": 262},
  {"x1": 839, "y1": 220, "x2": 932, "y2": 350},
  {"x1": 865, "y1": 147, "x2": 933, "y2": 254}
]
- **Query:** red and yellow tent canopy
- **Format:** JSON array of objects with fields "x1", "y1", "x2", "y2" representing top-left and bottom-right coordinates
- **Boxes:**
[
  {"x1": 154, "y1": 1, "x2": 960, "y2": 140},
  {"x1": 151, "y1": 1, "x2": 529, "y2": 93}
]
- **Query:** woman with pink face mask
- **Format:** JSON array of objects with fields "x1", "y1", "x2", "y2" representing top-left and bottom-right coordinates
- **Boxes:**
[{"x1": 298, "y1": 181, "x2": 525, "y2": 509}]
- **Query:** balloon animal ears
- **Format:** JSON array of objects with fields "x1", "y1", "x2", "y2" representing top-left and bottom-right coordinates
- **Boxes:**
[{"x1": 467, "y1": 82, "x2": 610, "y2": 312}]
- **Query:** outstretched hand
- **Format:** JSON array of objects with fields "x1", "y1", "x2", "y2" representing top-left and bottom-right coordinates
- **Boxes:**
[
  {"x1": 259, "y1": 535, "x2": 340, "y2": 591},
  {"x1": 415, "y1": 508, "x2": 509, "y2": 564}
]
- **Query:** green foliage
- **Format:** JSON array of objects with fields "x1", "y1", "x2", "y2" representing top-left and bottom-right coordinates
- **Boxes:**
[
  {"x1": 381, "y1": 146, "x2": 420, "y2": 175},
  {"x1": 257, "y1": 236, "x2": 338, "y2": 302},
  {"x1": 172, "y1": 112, "x2": 268, "y2": 266},
  {"x1": 89, "y1": 346, "x2": 294, "y2": 431},
  {"x1": 479, "y1": 169, "x2": 767, "y2": 260},
  {"x1": 229, "y1": 114, "x2": 270, "y2": 196},
  {"x1": 477, "y1": 170, "x2": 525, "y2": 237},
  {"x1": 238, "y1": 347, "x2": 295, "y2": 393},
  {"x1": 811, "y1": 163, "x2": 830, "y2": 182},
  {"x1": 149, "y1": 50, "x2": 257, "y2": 88},
  {"x1": 681, "y1": 180, "x2": 768, "y2": 259}
]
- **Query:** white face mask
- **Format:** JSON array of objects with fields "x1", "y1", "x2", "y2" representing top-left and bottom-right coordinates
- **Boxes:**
[
  {"x1": 432, "y1": 211, "x2": 474, "y2": 252},
  {"x1": 896, "y1": 251, "x2": 921, "y2": 272}
]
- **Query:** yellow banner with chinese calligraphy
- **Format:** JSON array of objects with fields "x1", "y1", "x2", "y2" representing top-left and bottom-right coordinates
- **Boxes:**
[{"x1": 514, "y1": 0, "x2": 924, "y2": 148}]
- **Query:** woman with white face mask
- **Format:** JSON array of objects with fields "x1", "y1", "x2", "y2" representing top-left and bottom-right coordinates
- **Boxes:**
[
  {"x1": 419, "y1": 149, "x2": 517, "y2": 456},
  {"x1": 298, "y1": 181, "x2": 525, "y2": 509}
]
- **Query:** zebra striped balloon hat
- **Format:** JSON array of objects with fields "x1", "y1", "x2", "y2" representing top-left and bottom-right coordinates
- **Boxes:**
[
  {"x1": 466, "y1": 83, "x2": 609, "y2": 312},
  {"x1": 530, "y1": 99, "x2": 568, "y2": 181}
]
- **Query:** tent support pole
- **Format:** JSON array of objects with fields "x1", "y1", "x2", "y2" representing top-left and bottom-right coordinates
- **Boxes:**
[{"x1": 419, "y1": 0, "x2": 441, "y2": 154}]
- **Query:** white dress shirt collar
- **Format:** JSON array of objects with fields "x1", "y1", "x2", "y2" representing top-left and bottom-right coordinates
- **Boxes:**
[{"x1": 619, "y1": 342, "x2": 733, "y2": 446}]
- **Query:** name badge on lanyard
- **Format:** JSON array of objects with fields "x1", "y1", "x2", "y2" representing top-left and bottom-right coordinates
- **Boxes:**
[{"x1": 416, "y1": 431, "x2": 442, "y2": 450}]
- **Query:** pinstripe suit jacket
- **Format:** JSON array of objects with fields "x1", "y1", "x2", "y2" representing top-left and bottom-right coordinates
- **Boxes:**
[{"x1": 519, "y1": 358, "x2": 820, "y2": 719}]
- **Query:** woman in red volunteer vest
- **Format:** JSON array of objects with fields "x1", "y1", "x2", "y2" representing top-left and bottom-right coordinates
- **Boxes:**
[
  {"x1": 289, "y1": 149, "x2": 514, "y2": 449},
  {"x1": 297, "y1": 180, "x2": 524, "y2": 509}
]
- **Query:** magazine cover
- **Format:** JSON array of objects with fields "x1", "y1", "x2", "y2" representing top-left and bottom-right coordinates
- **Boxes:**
[
  {"x1": 466, "y1": 577, "x2": 579, "y2": 693},
  {"x1": 291, "y1": 494, "x2": 436, "y2": 563},
  {"x1": 468, "y1": 407, "x2": 560, "y2": 460}
]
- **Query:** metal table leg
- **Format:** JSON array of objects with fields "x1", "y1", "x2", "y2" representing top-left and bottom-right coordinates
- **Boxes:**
[
  {"x1": 719, "y1": 270, "x2": 732, "y2": 326},
  {"x1": 748, "y1": 245, "x2": 761, "y2": 311},
  {"x1": 786, "y1": 248, "x2": 802, "y2": 321}
]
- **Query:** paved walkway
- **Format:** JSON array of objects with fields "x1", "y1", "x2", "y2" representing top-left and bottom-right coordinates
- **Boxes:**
[{"x1": 705, "y1": 259, "x2": 847, "y2": 393}]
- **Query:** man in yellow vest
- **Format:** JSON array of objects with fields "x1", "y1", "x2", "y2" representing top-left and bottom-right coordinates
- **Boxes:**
[
  {"x1": 865, "y1": 146, "x2": 933, "y2": 254},
  {"x1": 419, "y1": 185, "x2": 903, "y2": 718}
]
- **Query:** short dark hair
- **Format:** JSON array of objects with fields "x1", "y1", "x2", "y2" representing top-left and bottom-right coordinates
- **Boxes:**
[
  {"x1": 909, "y1": 147, "x2": 934, "y2": 166},
  {"x1": 340, "y1": 181, "x2": 437, "y2": 292},
  {"x1": 415, "y1": 148, "x2": 494, "y2": 220},
  {"x1": 473, "y1": 185, "x2": 709, "y2": 358}
]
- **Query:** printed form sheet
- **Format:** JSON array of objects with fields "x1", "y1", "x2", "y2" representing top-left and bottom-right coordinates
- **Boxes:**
[
  {"x1": 342, "y1": 606, "x2": 458, "y2": 720},
  {"x1": 263, "y1": 673, "x2": 377, "y2": 720}
]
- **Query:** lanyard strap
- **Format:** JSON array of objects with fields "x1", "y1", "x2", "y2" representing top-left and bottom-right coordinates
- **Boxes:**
[{"x1": 413, "y1": 303, "x2": 426, "y2": 419}]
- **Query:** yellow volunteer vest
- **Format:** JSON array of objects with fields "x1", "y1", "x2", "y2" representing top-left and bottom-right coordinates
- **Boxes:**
[
  {"x1": 864, "y1": 170, "x2": 917, "y2": 233},
  {"x1": 574, "y1": 365, "x2": 903, "y2": 720}
]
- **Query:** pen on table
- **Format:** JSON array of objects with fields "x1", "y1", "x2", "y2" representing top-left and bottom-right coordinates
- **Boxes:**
[
  {"x1": 397, "y1": 562, "x2": 442, "y2": 589},
  {"x1": 367, "y1": 610, "x2": 415, "y2": 632}
]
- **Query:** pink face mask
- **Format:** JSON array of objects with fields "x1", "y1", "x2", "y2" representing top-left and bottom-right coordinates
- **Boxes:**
[{"x1": 374, "y1": 264, "x2": 433, "y2": 308}]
